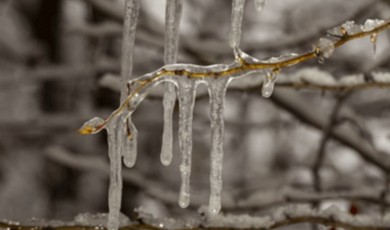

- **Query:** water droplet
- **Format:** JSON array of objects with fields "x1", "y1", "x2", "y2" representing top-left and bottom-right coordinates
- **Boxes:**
[
  {"x1": 317, "y1": 56, "x2": 325, "y2": 64},
  {"x1": 261, "y1": 70, "x2": 278, "y2": 98},
  {"x1": 254, "y1": 0, "x2": 266, "y2": 11},
  {"x1": 370, "y1": 33, "x2": 378, "y2": 58}
]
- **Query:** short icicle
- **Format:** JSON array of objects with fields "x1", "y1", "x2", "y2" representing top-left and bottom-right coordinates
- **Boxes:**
[
  {"x1": 106, "y1": 117, "x2": 123, "y2": 230},
  {"x1": 229, "y1": 0, "x2": 246, "y2": 48},
  {"x1": 122, "y1": 115, "x2": 138, "y2": 167},
  {"x1": 262, "y1": 70, "x2": 279, "y2": 98},
  {"x1": 207, "y1": 77, "x2": 230, "y2": 214},
  {"x1": 177, "y1": 77, "x2": 197, "y2": 208},
  {"x1": 370, "y1": 33, "x2": 378, "y2": 58},
  {"x1": 161, "y1": 0, "x2": 183, "y2": 166}
]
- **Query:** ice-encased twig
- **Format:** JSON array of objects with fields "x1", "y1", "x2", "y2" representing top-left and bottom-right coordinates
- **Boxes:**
[
  {"x1": 177, "y1": 77, "x2": 197, "y2": 208},
  {"x1": 229, "y1": 0, "x2": 246, "y2": 48},
  {"x1": 161, "y1": 0, "x2": 183, "y2": 166},
  {"x1": 207, "y1": 77, "x2": 231, "y2": 214}
]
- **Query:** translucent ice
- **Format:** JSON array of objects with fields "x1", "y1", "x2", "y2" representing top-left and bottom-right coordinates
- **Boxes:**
[
  {"x1": 120, "y1": 0, "x2": 140, "y2": 102},
  {"x1": 122, "y1": 116, "x2": 138, "y2": 168},
  {"x1": 206, "y1": 77, "x2": 231, "y2": 214},
  {"x1": 341, "y1": 21, "x2": 362, "y2": 35},
  {"x1": 262, "y1": 70, "x2": 278, "y2": 98},
  {"x1": 229, "y1": 0, "x2": 246, "y2": 48},
  {"x1": 177, "y1": 77, "x2": 197, "y2": 208},
  {"x1": 161, "y1": 0, "x2": 183, "y2": 166},
  {"x1": 106, "y1": 119, "x2": 123, "y2": 230},
  {"x1": 313, "y1": 38, "x2": 334, "y2": 63},
  {"x1": 363, "y1": 19, "x2": 385, "y2": 32}
]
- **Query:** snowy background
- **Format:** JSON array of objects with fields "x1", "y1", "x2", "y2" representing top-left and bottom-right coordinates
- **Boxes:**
[{"x1": 0, "y1": 0, "x2": 389, "y2": 228}]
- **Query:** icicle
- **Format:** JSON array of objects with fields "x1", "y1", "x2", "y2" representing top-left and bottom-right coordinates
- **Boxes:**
[
  {"x1": 207, "y1": 77, "x2": 230, "y2": 214},
  {"x1": 254, "y1": 0, "x2": 266, "y2": 11},
  {"x1": 229, "y1": 0, "x2": 246, "y2": 48},
  {"x1": 177, "y1": 77, "x2": 197, "y2": 208},
  {"x1": 120, "y1": 0, "x2": 140, "y2": 102},
  {"x1": 370, "y1": 33, "x2": 377, "y2": 58},
  {"x1": 161, "y1": 85, "x2": 176, "y2": 166},
  {"x1": 161, "y1": 0, "x2": 183, "y2": 166},
  {"x1": 262, "y1": 69, "x2": 279, "y2": 98},
  {"x1": 106, "y1": 118, "x2": 123, "y2": 230},
  {"x1": 122, "y1": 116, "x2": 138, "y2": 167},
  {"x1": 164, "y1": 0, "x2": 183, "y2": 65}
]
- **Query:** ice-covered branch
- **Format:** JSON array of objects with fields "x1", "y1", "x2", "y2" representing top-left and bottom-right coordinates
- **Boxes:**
[
  {"x1": 78, "y1": 18, "x2": 390, "y2": 222},
  {"x1": 80, "y1": 19, "x2": 390, "y2": 135},
  {"x1": 2, "y1": 204, "x2": 390, "y2": 230}
]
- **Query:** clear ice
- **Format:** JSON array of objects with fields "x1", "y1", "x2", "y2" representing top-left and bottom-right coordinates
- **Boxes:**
[
  {"x1": 262, "y1": 71, "x2": 277, "y2": 98},
  {"x1": 206, "y1": 77, "x2": 231, "y2": 214},
  {"x1": 108, "y1": 0, "x2": 140, "y2": 229},
  {"x1": 106, "y1": 117, "x2": 123, "y2": 230},
  {"x1": 229, "y1": 0, "x2": 246, "y2": 48},
  {"x1": 118, "y1": 0, "x2": 141, "y2": 167},
  {"x1": 122, "y1": 116, "x2": 138, "y2": 167},
  {"x1": 161, "y1": 0, "x2": 183, "y2": 166},
  {"x1": 177, "y1": 77, "x2": 197, "y2": 208},
  {"x1": 313, "y1": 38, "x2": 334, "y2": 63}
]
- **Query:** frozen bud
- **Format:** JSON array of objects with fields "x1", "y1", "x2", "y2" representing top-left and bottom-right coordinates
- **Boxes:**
[
  {"x1": 313, "y1": 38, "x2": 335, "y2": 61},
  {"x1": 363, "y1": 19, "x2": 385, "y2": 32},
  {"x1": 79, "y1": 117, "x2": 105, "y2": 134}
]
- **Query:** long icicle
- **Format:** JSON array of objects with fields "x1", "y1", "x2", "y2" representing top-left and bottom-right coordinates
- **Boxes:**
[
  {"x1": 107, "y1": 0, "x2": 140, "y2": 229},
  {"x1": 106, "y1": 117, "x2": 123, "y2": 230},
  {"x1": 229, "y1": 0, "x2": 246, "y2": 48},
  {"x1": 177, "y1": 77, "x2": 197, "y2": 208},
  {"x1": 161, "y1": 0, "x2": 183, "y2": 166},
  {"x1": 207, "y1": 78, "x2": 230, "y2": 214},
  {"x1": 120, "y1": 0, "x2": 140, "y2": 168}
]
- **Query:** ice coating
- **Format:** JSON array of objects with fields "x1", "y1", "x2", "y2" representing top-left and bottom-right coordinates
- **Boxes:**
[
  {"x1": 363, "y1": 19, "x2": 385, "y2": 32},
  {"x1": 161, "y1": 0, "x2": 183, "y2": 166},
  {"x1": 341, "y1": 21, "x2": 362, "y2": 35},
  {"x1": 79, "y1": 117, "x2": 105, "y2": 134},
  {"x1": 229, "y1": 0, "x2": 246, "y2": 48},
  {"x1": 254, "y1": 0, "x2": 266, "y2": 11},
  {"x1": 177, "y1": 77, "x2": 197, "y2": 208},
  {"x1": 206, "y1": 77, "x2": 230, "y2": 214},
  {"x1": 313, "y1": 38, "x2": 334, "y2": 64},
  {"x1": 106, "y1": 119, "x2": 123, "y2": 230}
]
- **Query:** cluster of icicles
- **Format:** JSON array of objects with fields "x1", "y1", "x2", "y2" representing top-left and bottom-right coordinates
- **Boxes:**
[{"x1": 78, "y1": 0, "x2": 386, "y2": 229}]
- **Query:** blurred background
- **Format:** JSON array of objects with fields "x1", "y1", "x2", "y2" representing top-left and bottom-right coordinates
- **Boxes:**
[{"x1": 0, "y1": 0, "x2": 389, "y2": 226}]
